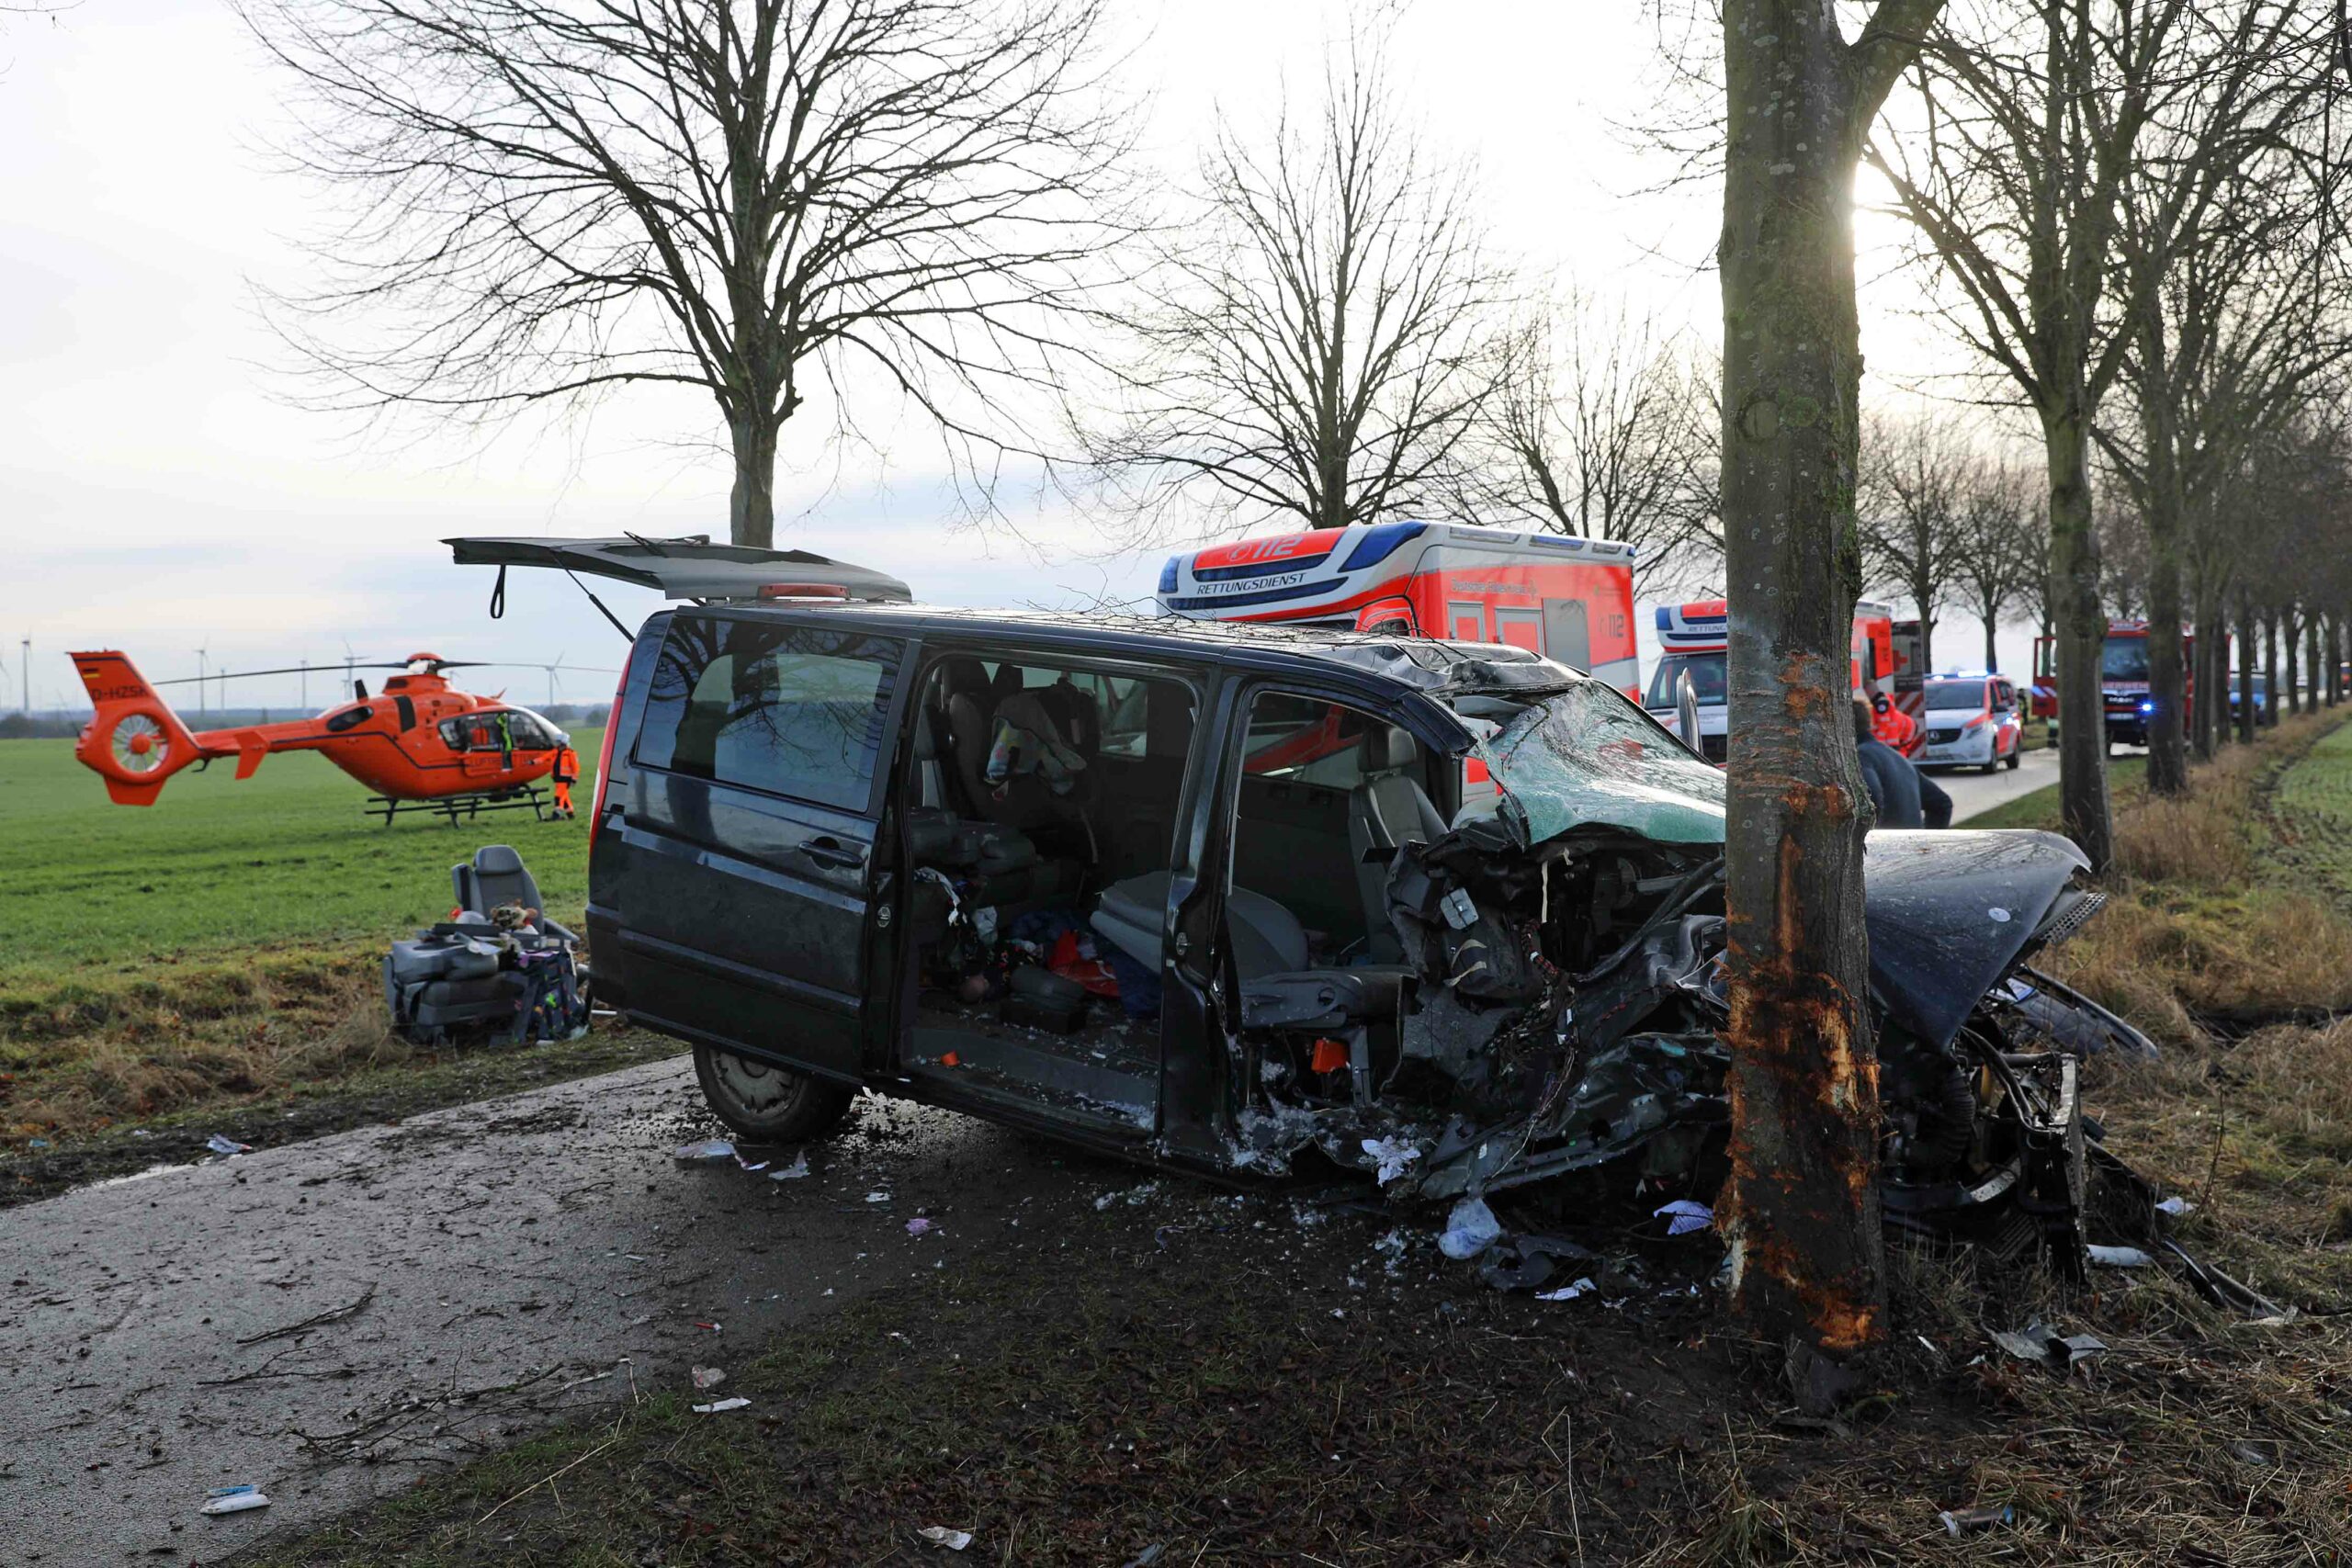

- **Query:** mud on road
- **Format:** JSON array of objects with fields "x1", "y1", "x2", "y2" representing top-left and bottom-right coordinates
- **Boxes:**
[{"x1": 0, "y1": 1058, "x2": 1115, "y2": 1565}]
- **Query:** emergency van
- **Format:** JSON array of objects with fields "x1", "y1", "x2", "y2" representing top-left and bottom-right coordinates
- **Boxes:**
[
  {"x1": 1644, "y1": 599, "x2": 1899, "y2": 762},
  {"x1": 1155, "y1": 522, "x2": 1640, "y2": 694}
]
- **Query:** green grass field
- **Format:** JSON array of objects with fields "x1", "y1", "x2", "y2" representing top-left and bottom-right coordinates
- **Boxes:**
[{"x1": 0, "y1": 732, "x2": 598, "y2": 983}]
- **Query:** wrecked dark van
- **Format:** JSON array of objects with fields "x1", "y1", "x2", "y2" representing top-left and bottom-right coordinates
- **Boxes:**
[{"x1": 452, "y1": 536, "x2": 2150, "y2": 1254}]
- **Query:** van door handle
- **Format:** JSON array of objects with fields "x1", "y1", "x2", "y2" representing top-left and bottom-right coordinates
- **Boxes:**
[{"x1": 801, "y1": 837, "x2": 866, "y2": 869}]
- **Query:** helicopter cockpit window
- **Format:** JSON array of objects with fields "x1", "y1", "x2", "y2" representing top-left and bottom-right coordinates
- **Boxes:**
[
  {"x1": 325, "y1": 705, "x2": 373, "y2": 735},
  {"x1": 437, "y1": 710, "x2": 559, "y2": 753}
]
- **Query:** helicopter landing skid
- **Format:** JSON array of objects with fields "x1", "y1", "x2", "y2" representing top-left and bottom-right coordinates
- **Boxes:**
[{"x1": 365, "y1": 785, "x2": 551, "y2": 828}]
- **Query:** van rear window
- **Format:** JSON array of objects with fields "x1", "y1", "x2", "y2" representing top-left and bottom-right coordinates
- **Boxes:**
[{"x1": 636, "y1": 616, "x2": 902, "y2": 809}]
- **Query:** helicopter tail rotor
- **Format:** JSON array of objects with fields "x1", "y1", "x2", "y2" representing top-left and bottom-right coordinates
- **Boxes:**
[{"x1": 69, "y1": 651, "x2": 208, "y2": 805}]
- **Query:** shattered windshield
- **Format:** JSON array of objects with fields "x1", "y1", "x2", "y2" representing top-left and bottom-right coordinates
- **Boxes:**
[{"x1": 1453, "y1": 679, "x2": 1727, "y2": 845}]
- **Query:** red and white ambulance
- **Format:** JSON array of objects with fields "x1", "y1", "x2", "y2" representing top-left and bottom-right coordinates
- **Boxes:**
[
  {"x1": 1643, "y1": 598, "x2": 1899, "y2": 762},
  {"x1": 1155, "y1": 522, "x2": 1641, "y2": 694}
]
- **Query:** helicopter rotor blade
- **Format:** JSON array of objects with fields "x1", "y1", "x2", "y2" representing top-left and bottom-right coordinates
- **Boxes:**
[{"x1": 152, "y1": 661, "x2": 403, "y2": 686}]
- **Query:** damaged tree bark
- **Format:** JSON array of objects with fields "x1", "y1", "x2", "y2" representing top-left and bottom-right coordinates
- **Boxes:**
[{"x1": 1716, "y1": 0, "x2": 1944, "y2": 1359}]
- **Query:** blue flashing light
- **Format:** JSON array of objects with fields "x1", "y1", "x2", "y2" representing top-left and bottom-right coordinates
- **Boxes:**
[{"x1": 1157, "y1": 557, "x2": 1179, "y2": 595}]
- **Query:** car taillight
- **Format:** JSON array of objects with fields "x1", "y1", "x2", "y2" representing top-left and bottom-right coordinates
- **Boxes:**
[{"x1": 587, "y1": 646, "x2": 634, "y2": 864}]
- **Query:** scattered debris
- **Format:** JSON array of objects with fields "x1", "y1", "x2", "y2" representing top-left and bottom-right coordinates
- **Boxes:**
[
  {"x1": 692, "y1": 1321, "x2": 721, "y2": 1333},
  {"x1": 1938, "y1": 1504, "x2": 2014, "y2": 1535},
  {"x1": 2086, "y1": 1244, "x2": 2155, "y2": 1269},
  {"x1": 1653, "y1": 1199, "x2": 1713, "y2": 1236},
  {"x1": 1437, "y1": 1195, "x2": 1503, "y2": 1259},
  {"x1": 1361, "y1": 1135, "x2": 1419, "y2": 1185},
  {"x1": 907, "y1": 1217, "x2": 934, "y2": 1236},
  {"x1": 768, "y1": 1152, "x2": 811, "y2": 1181},
  {"x1": 1121, "y1": 1547, "x2": 1166, "y2": 1568},
  {"x1": 1094, "y1": 1181, "x2": 1162, "y2": 1211},
  {"x1": 673, "y1": 1138, "x2": 736, "y2": 1164},
  {"x1": 1536, "y1": 1277, "x2": 1598, "y2": 1302},
  {"x1": 235, "y1": 1287, "x2": 376, "y2": 1346},
  {"x1": 866, "y1": 1190, "x2": 892, "y2": 1203},
  {"x1": 733, "y1": 1152, "x2": 770, "y2": 1172},
  {"x1": 918, "y1": 1526, "x2": 974, "y2": 1551},
  {"x1": 200, "y1": 1488, "x2": 271, "y2": 1516},
  {"x1": 2156, "y1": 1195, "x2": 2194, "y2": 1216},
  {"x1": 1991, "y1": 1320, "x2": 2107, "y2": 1372},
  {"x1": 1476, "y1": 1232, "x2": 1596, "y2": 1292},
  {"x1": 205, "y1": 1134, "x2": 253, "y2": 1156},
  {"x1": 690, "y1": 1366, "x2": 725, "y2": 1391},
  {"x1": 692, "y1": 1396, "x2": 750, "y2": 1414}
]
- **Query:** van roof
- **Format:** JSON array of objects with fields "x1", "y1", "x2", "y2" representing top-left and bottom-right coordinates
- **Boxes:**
[{"x1": 690, "y1": 599, "x2": 1580, "y2": 694}]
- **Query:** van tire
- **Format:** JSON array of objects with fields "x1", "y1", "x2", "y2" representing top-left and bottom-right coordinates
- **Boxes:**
[
  {"x1": 693, "y1": 1045, "x2": 855, "y2": 1144},
  {"x1": 2005, "y1": 749, "x2": 2021, "y2": 770}
]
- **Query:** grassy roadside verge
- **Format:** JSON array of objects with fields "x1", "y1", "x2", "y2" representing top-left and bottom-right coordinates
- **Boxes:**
[
  {"x1": 249, "y1": 716, "x2": 2352, "y2": 1567},
  {"x1": 0, "y1": 732, "x2": 685, "y2": 1201}
]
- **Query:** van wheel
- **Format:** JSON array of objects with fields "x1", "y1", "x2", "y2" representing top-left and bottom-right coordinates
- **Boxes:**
[
  {"x1": 693, "y1": 1045, "x2": 855, "y2": 1144},
  {"x1": 2005, "y1": 749, "x2": 2021, "y2": 770}
]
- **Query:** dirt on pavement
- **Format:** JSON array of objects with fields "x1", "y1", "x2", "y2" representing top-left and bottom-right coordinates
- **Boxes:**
[{"x1": 0, "y1": 1056, "x2": 1114, "y2": 1565}]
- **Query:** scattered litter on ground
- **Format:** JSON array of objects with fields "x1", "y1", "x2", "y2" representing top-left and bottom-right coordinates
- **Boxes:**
[
  {"x1": 1938, "y1": 1504, "x2": 2014, "y2": 1535},
  {"x1": 1654, "y1": 1199, "x2": 1713, "y2": 1235},
  {"x1": 2156, "y1": 1195, "x2": 2194, "y2": 1215},
  {"x1": 1437, "y1": 1195, "x2": 1503, "y2": 1259},
  {"x1": 917, "y1": 1526, "x2": 973, "y2": 1551},
  {"x1": 1361, "y1": 1136, "x2": 1419, "y2": 1185},
  {"x1": 1476, "y1": 1233, "x2": 1597, "y2": 1292},
  {"x1": 1537, "y1": 1277, "x2": 1598, "y2": 1302},
  {"x1": 866, "y1": 1190, "x2": 892, "y2": 1203},
  {"x1": 768, "y1": 1153, "x2": 811, "y2": 1181},
  {"x1": 733, "y1": 1153, "x2": 769, "y2": 1172},
  {"x1": 1121, "y1": 1547, "x2": 1166, "y2": 1568},
  {"x1": 691, "y1": 1366, "x2": 725, "y2": 1391},
  {"x1": 673, "y1": 1138, "x2": 736, "y2": 1164},
  {"x1": 907, "y1": 1217, "x2": 934, "y2": 1236},
  {"x1": 200, "y1": 1488, "x2": 270, "y2": 1516},
  {"x1": 692, "y1": 1396, "x2": 750, "y2": 1414},
  {"x1": 205, "y1": 1134, "x2": 253, "y2": 1156},
  {"x1": 206, "y1": 1484, "x2": 259, "y2": 1498},
  {"x1": 1991, "y1": 1320, "x2": 2107, "y2": 1371},
  {"x1": 693, "y1": 1321, "x2": 721, "y2": 1333},
  {"x1": 1094, "y1": 1180, "x2": 1162, "y2": 1211},
  {"x1": 2086, "y1": 1244, "x2": 2155, "y2": 1268}
]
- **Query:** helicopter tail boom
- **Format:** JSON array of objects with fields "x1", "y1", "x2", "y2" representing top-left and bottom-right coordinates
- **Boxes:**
[{"x1": 68, "y1": 651, "x2": 214, "y2": 805}]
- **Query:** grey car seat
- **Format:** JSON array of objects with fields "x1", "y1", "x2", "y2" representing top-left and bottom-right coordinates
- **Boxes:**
[
  {"x1": 1090, "y1": 871, "x2": 1308, "y2": 981},
  {"x1": 1348, "y1": 727, "x2": 1447, "y2": 961},
  {"x1": 452, "y1": 845, "x2": 578, "y2": 943}
]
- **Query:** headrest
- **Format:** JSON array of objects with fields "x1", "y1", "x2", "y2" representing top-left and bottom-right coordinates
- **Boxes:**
[
  {"x1": 938, "y1": 658, "x2": 990, "y2": 703},
  {"x1": 473, "y1": 844, "x2": 526, "y2": 875},
  {"x1": 1363, "y1": 726, "x2": 1419, "y2": 773}
]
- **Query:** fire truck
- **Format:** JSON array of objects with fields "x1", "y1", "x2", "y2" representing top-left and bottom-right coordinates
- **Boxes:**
[
  {"x1": 1644, "y1": 599, "x2": 1900, "y2": 762},
  {"x1": 2030, "y1": 620, "x2": 2215, "y2": 751},
  {"x1": 1155, "y1": 522, "x2": 1640, "y2": 694}
]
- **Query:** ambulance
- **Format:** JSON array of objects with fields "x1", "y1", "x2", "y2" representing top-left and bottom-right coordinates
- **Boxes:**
[
  {"x1": 1644, "y1": 599, "x2": 1900, "y2": 762},
  {"x1": 1155, "y1": 522, "x2": 1640, "y2": 694}
]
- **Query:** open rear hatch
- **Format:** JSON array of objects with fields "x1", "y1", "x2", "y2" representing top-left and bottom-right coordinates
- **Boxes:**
[{"x1": 446, "y1": 535, "x2": 913, "y2": 604}]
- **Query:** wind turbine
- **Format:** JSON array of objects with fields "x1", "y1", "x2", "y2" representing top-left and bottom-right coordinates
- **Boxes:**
[
  {"x1": 541, "y1": 651, "x2": 567, "y2": 710},
  {"x1": 194, "y1": 640, "x2": 210, "y2": 720}
]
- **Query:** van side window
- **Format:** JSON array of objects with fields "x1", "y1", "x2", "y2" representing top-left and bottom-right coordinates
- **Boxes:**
[{"x1": 637, "y1": 616, "x2": 903, "y2": 809}]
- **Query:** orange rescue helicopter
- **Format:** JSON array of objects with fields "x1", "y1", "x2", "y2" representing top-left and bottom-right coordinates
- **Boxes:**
[{"x1": 69, "y1": 650, "x2": 590, "y2": 824}]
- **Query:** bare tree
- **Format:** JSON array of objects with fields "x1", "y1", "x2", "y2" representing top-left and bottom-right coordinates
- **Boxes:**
[
  {"x1": 1457, "y1": 287, "x2": 1716, "y2": 586},
  {"x1": 1945, "y1": 456, "x2": 2040, "y2": 673},
  {"x1": 1867, "y1": 0, "x2": 2212, "y2": 870},
  {"x1": 1081, "y1": 43, "x2": 1515, "y2": 540},
  {"x1": 1857, "y1": 413, "x2": 1981, "y2": 677},
  {"x1": 241, "y1": 0, "x2": 1138, "y2": 547},
  {"x1": 2092, "y1": 3, "x2": 2346, "y2": 790},
  {"x1": 1714, "y1": 0, "x2": 1945, "y2": 1371}
]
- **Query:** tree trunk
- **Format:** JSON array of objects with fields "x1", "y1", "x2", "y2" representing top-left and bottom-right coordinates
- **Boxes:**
[
  {"x1": 1984, "y1": 610, "x2": 1999, "y2": 676},
  {"x1": 729, "y1": 415, "x2": 779, "y2": 549},
  {"x1": 1715, "y1": 0, "x2": 1883, "y2": 1358},
  {"x1": 2188, "y1": 593, "x2": 2217, "y2": 762},
  {"x1": 2309, "y1": 613, "x2": 2324, "y2": 717},
  {"x1": 2142, "y1": 528, "x2": 2188, "y2": 791},
  {"x1": 2041, "y1": 402, "x2": 2114, "y2": 868}
]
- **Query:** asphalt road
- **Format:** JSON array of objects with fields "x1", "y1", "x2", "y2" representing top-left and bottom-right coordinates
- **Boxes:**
[
  {"x1": 1935, "y1": 745, "x2": 2061, "y2": 823},
  {"x1": 0, "y1": 1059, "x2": 1113, "y2": 1566}
]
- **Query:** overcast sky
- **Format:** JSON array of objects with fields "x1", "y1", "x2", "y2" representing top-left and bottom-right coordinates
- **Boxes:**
[{"x1": 0, "y1": 0, "x2": 2030, "y2": 716}]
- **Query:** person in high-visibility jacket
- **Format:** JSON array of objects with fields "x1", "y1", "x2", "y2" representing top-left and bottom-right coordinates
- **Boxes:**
[
  {"x1": 551, "y1": 742, "x2": 581, "y2": 819},
  {"x1": 1869, "y1": 688, "x2": 1917, "y2": 752}
]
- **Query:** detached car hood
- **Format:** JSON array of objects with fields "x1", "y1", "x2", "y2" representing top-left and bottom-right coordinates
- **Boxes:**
[{"x1": 1863, "y1": 829, "x2": 2089, "y2": 1050}]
